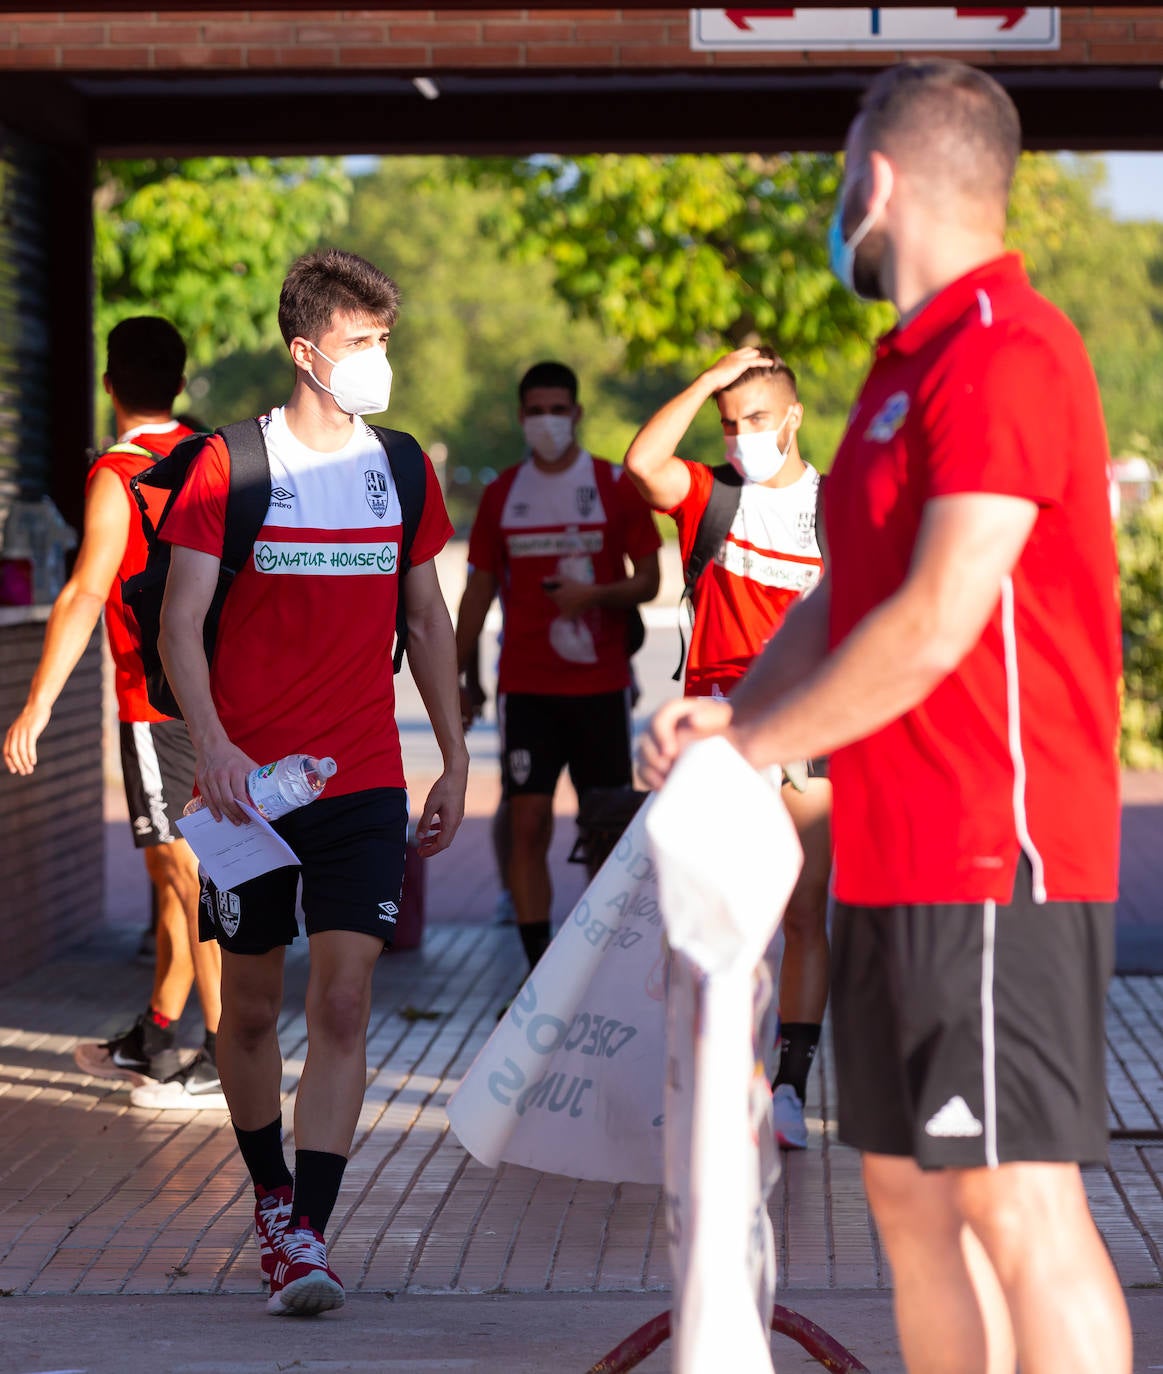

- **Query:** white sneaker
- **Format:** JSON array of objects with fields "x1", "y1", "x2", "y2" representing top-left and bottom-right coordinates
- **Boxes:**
[
  {"x1": 129, "y1": 1050, "x2": 227, "y2": 1110},
  {"x1": 772, "y1": 1083, "x2": 808, "y2": 1150}
]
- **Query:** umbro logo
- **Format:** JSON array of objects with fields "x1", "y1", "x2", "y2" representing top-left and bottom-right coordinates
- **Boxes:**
[
  {"x1": 270, "y1": 485, "x2": 295, "y2": 511},
  {"x1": 378, "y1": 901, "x2": 399, "y2": 923},
  {"x1": 924, "y1": 1096, "x2": 983, "y2": 1139}
]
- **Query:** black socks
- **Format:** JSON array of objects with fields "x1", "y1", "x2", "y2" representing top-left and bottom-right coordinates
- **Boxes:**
[
  {"x1": 773, "y1": 1022, "x2": 822, "y2": 1102},
  {"x1": 235, "y1": 1123, "x2": 348, "y2": 1235},
  {"x1": 518, "y1": 920, "x2": 551, "y2": 971},
  {"x1": 292, "y1": 1149, "x2": 348, "y2": 1235},
  {"x1": 234, "y1": 1117, "x2": 293, "y2": 1194}
]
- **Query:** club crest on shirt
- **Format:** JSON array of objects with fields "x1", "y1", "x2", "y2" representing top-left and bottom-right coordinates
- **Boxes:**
[
  {"x1": 575, "y1": 485, "x2": 598, "y2": 519},
  {"x1": 509, "y1": 749, "x2": 533, "y2": 786},
  {"x1": 364, "y1": 470, "x2": 389, "y2": 519},
  {"x1": 865, "y1": 391, "x2": 910, "y2": 443},
  {"x1": 796, "y1": 510, "x2": 815, "y2": 550},
  {"x1": 216, "y1": 889, "x2": 241, "y2": 938}
]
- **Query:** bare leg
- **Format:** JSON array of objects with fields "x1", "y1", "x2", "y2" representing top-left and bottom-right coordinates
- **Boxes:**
[
  {"x1": 145, "y1": 839, "x2": 221, "y2": 1032},
  {"x1": 956, "y1": 1162, "x2": 1132, "y2": 1374},
  {"x1": 778, "y1": 778, "x2": 832, "y2": 1023},
  {"x1": 143, "y1": 843, "x2": 195, "y2": 1022},
  {"x1": 864, "y1": 1153, "x2": 1016, "y2": 1374},
  {"x1": 293, "y1": 930, "x2": 384, "y2": 1155},
  {"x1": 507, "y1": 793, "x2": 554, "y2": 928},
  {"x1": 216, "y1": 946, "x2": 286, "y2": 1131}
]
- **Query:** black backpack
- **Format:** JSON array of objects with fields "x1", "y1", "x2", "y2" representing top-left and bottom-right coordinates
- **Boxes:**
[{"x1": 122, "y1": 418, "x2": 428, "y2": 720}]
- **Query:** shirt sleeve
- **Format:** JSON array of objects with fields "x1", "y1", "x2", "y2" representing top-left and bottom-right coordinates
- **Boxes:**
[
  {"x1": 408, "y1": 452, "x2": 455, "y2": 566},
  {"x1": 666, "y1": 459, "x2": 714, "y2": 568},
  {"x1": 159, "y1": 436, "x2": 230, "y2": 557},
  {"x1": 466, "y1": 478, "x2": 505, "y2": 580},
  {"x1": 922, "y1": 326, "x2": 1070, "y2": 509},
  {"x1": 613, "y1": 465, "x2": 662, "y2": 562}
]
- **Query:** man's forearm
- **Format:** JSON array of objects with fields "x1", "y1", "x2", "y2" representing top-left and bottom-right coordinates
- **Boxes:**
[
  {"x1": 625, "y1": 379, "x2": 711, "y2": 482},
  {"x1": 23, "y1": 585, "x2": 105, "y2": 712},
  {"x1": 408, "y1": 606, "x2": 470, "y2": 771},
  {"x1": 730, "y1": 582, "x2": 954, "y2": 771},
  {"x1": 454, "y1": 579, "x2": 494, "y2": 675},
  {"x1": 159, "y1": 613, "x2": 229, "y2": 752}
]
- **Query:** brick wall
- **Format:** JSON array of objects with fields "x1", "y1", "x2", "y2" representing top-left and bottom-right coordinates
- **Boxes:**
[
  {"x1": 0, "y1": 616, "x2": 104, "y2": 988},
  {"x1": 0, "y1": 6, "x2": 1161, "y2": 71}
]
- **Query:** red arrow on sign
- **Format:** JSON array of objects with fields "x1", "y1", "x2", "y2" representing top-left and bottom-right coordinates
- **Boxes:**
[
  {"x1": 725, "y1": 9, "x2": 795, "y2": 31},
  {"x1": 955, "y1": 7, "x2": 1027, "y2": 30}
]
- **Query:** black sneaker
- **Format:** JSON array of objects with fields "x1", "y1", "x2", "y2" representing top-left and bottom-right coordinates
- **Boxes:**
[
  {"x1": 73, "y1": 1012, "x2": 175, "y2": 1085},
  {"x1": 129, "y1": 1049, "x2": 228, "y2": 1111}
]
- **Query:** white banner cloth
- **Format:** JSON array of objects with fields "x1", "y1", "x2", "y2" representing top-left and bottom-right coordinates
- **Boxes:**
[
  {"x1": 447, "y1": 797, "x2": 670, "y2": 1185},
  {"x1": 647, "y1": 737, "x2": 803, "y2": 1374}
]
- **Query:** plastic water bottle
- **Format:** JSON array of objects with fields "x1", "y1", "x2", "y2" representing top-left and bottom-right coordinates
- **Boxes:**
[{"x1": 183, "y1": 754, "x2": 337, "y2": 821}]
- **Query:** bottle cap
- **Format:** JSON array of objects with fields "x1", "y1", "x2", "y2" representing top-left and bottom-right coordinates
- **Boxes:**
[{"x1": 317, "y1": 756, "x2": 338, "y2": 778}]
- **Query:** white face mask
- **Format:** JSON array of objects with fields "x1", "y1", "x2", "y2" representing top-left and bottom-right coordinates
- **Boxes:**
[
  {"x1": 724, "y1": 408, "x2": 794, "y2": 484},
  {"x1": 310, "y1": 343, "x2": 393, "y2": 416},
  {"x1": 523, "y1": 413, "x2": 575, "y2": 463}
]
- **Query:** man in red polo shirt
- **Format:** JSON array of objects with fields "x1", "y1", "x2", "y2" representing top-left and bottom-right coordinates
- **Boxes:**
[{"x1": 640, "y1": 62, "x2": 1129, "y2": 1373}]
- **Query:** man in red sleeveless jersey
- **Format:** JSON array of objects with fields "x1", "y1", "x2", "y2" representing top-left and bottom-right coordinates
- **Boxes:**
[{"x1": 3, "y1": 317, "x2": 224, "y2": 1109}]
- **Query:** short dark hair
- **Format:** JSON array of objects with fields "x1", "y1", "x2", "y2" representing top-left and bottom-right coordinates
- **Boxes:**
[
  {"x1": 105, "y1": 317, "x2": 186, "y2": 412},
  {"x1": 518, "y1": 361, "x2": 579, "y2": 405},
  {"x1": 717, "y1": 347, "x2": 798, "y2": 400},
  {"x1": 278, "y1": 248, "x2": 401, "y2": 346},
  {"x1": 858, "y1": 61, "x2": 1020, "y2": 208}
]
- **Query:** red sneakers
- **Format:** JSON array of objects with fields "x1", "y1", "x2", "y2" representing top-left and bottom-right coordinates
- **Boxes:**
[
  {"x1": 266, "y1": 1224, "x2": 345, "y2": 1316},
  {"x1": 254, "y1": 1184, "x2": 293, "y2": 1284}
]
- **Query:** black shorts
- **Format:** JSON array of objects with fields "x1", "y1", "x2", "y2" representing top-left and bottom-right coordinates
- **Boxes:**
[
  {"x1": 830, "y1": 860, "x2": 1114, "y2": 1169},
  {"x1": 198, "y1": 787, "x2": 409, "y2": 955},
  {"x1": 499, "y1": 690, "x2": 632, "y2": 800},
  {"x1": 120, "y1": 719, "x2": 196, "y2": 848}
]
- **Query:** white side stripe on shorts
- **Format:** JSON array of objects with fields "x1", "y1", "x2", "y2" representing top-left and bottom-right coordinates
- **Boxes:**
[
  {"x1": 131, "y1": 721, "x2": 172, "y2": 843},
  {"x1": 1000, "y1": 575, "x2": 1047, "y2": 903},
  {"x1": 981, "y1": 898, "x2": 999, "y2": 1170}
]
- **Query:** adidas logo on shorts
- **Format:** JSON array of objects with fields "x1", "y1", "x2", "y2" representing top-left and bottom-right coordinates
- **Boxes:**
[{"x1": 924, "y1": 1095, "x2": 983, "y2": 1139}]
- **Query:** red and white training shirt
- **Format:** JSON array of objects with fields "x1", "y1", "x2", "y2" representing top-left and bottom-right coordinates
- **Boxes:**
[
  {"x1": 161, "y1": 408, "x2": 452, "y2": 797},
  {"x1": 89, "y1": 420, "x2": 196, "y2": 724},
  {"x1": 468, "y1": 450, "x2": 661, "y2": 697},
  {"x1": 825, "y1": 254, "x2": 1121, "y2": 906},
  {"x1": 666, "y1": 460, "x2": 823, "y2": 698}
]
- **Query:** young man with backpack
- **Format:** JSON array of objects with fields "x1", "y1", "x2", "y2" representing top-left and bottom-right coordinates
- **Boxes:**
[
  {"x1": 455, "y1": 362, "x2": 661, "y2": 981},
  {"x1": 2, "y1": 316, "x2": 225, "y2": 1110},
  {"x1": 158, "y1": 249, "x2": 467, "y2": 1317},
  {"x1": 624, "y1": 347, "x2": 830, "y2": 1151}
]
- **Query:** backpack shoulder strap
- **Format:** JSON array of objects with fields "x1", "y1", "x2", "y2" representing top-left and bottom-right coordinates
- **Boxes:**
[
  {"x1": 672, "y1": 464, "x2": 743, "y2": 682},
  {"x1": 370, "y1": 426, "x2": 428, "y2": 671},
  {"x1": 683, "y1": 464, "x2": 743, "y2": 594},
  {"x1": 219, "y1": 419, "x2": 271, "y2": 575}
]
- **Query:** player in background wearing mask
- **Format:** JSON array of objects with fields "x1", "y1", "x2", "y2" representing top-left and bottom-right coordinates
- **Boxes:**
[
  {"x1": 624, "y1": 346, "x2": 829, "y2": 1150},
  {"x1": 456, "y1": 362, "x2": 661, "y2": 986}
]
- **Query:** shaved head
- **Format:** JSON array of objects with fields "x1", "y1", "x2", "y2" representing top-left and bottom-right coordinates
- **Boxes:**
[{"x1": 855, "y1": 61, "x2": 1020, "y2": 220}]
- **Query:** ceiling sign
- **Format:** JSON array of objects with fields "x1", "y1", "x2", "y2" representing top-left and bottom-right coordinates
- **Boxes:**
[{"x1": 690, "y1": 8, "x2": 1060, "y2": 51}]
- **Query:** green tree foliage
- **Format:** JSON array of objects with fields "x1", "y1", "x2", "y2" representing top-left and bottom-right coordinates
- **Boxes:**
[
  {"x1": 95, "y1": 157, "x2": 352, "y2": 376},
  {"x1": 1008, "y1": 155, "x2": 1163, "y2": 458},
  {"x1": 1119, "y1": 488, "x2": 1163, "y2": 767},
  {"x1": 469, "y1": 153, "x2": 895, "y2": 375}
]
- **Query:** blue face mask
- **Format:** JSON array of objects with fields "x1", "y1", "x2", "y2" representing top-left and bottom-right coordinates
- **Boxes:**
[{"x1": 828, "y1": 178, "x2": 884, "y2": 300}]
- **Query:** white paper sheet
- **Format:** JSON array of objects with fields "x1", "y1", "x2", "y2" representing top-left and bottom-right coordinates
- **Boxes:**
[{"x1": 175, "y1": 800, "x2": 300, "y2": 889}]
